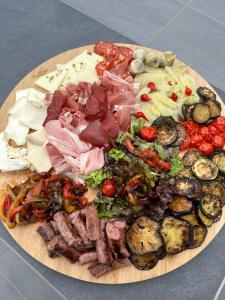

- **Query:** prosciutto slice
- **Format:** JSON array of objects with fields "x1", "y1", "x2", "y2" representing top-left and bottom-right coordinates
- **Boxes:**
[
  {"x1": 79, "y1": 120, "x2": 109, "y2": 147},
  {"x1": 114, "y1": 108, "x2": 131, "y2": 131}
]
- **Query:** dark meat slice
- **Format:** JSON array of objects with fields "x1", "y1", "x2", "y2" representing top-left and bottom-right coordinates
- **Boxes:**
[
  {"x1": 47, "y1": 236, "x2": 80, "y2": 263},
  {"x1": 112, "y1": 258, "x2": 131, "y2": 268},
  {"x1": 85, "y1": 206, "x2": 101, "y2": 241},
  {"x1": 50, "y1": 220, "x2": 59, "y2": 233},
  {"x1": 79, "y1": 120, "x2": 109, "y2": 147},
  {"x1": 37, "y1": 221, "x2": 55, "y2": 243},
  {"x1": 88, "y1": 262, "x2": 112, "y2": 278},
  {"x1": 53, "y1": 211, "x2": 81, "y2": 247},
  {"x1": 79, "y1": 251, "x2": 98, "y2": 265},
  {"x1": 71, "y1": 211, "x2": 89, "y2": 244},
  {"x1": 106, "y1": 220, "x2": 130, "y2": 257},
  {"x1": 96, "y1": 220, "x2": 113, "y2": 264}
]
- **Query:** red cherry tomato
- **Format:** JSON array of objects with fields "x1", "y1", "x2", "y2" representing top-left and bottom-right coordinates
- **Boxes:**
[
  {"x1": 191, "y1": 134, "x2": 203, "y2": 146},
  {"x1": 171, "y1": 92, "x2": 178, "y2": 101},
  {"x1": 198, "y1": 142, "x2": 214, "y2": 156},
  {"x1": 183, "y1": 121, "x2": 199, "y2": 135},
  {"x1": 180, "y1": 136, "x2": 191, "y2": 151},
  {"x1": 185, "y1": 87, "x2": 192, "y2": 96},
  {"x1": 135, "y1": 112, "x2": 149, "y2": 121},
  {"x1": 214, "y1": 116, "x2": 225, "y2": 132},
  {"x1": 147, "y1": 81, "x2": 157, "y2": 91},
  {"x1": 140, "y1": 94, "x2": 150, "y2": 102},
  {"x1": 208, "y1": 124, "x2": 219, "y2": 135},
  {"x1": 212, "y1": 135, "x2": 225, "y2": 149},
  {"x1": 140, "y1": 126, "x2": 157, "y2": 142},
  {"x1": 102, "y1": 179, "x2": 116, "y2": 197},
  {"x1": 159, "y1": 160, "x2": 171, "y2": 171}
]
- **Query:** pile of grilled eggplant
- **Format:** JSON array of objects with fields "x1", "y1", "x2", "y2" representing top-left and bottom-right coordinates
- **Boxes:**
[
  {"x1": 126, "y1": 148, "x2": 225, "y2": 270},
  {"x1": 183, "y1": 86, "x2": 221, "y2": 124}
]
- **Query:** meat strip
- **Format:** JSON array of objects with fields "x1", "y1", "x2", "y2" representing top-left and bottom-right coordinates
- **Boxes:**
[
  {"x1": 96, "y1": 220, "x2": 113, "y2": 264},
  {"x1": 106, "y1": 220, "x2": 129, "y2": 257},
  {"x1": 85, "y1": 206, "x2": 101, "y2": 241},
  {"x1": 50, "y1": 220, "x2": 59, "y2": 233},
  {"x1": 71, "y1": 211, "x2": 89, "y2": 244},
  {"x1": 112, "y1": 258, "x2": 131, "y2": 268},
  {"x1": 53, "y1": 211, "x2": 81, "y2": 247},
  {"x1": 37, "y1": 221, "x2": 55, "y2": 243},
  {"x1": 88, "y1": 262, "x2": 112, "y2": 278},
  {"x1": 79, "y1": 251, "x2": 98, "y2": 265},
  {"x1": 47, "y1": 236, "x2": 80, "y2": 263}
]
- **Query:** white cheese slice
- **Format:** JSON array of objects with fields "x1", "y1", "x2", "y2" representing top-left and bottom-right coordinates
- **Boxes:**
[
  {"x1": 4, "y1": 116, "x2": 29, "y2": 146},
  {"x1": 77, "y1": 66, "x2": 100, "y2": 84},
  {"x1": 0, "y1": 133, "x2": 29, "y2": 172},
  {"x1": 67, "y1": 51, "x2": 103, "y2": 71},
  {"x1": 26, "y1": 89, "x2": 46, "y2": 108},
  {"x1": 60, "y1": 67, "x2": 79, "y2": 88},
  {"x1": 35, "y1": 69, "x2": 67, "y2": 93},
  {"x1": 27, "y1": 128, "x2": 48, "y2": 146},
  {"x1": 27, "y1": 142, "x2": 52, "y2": 172},
  {"x1": 15, "y1": 89, "x2": 30, "y2": 102},
  {"x1": 19, "y1": 103, "x2": 47, "y2": 131},
  {"x1": 8, "y1": 97, "x2": 27, "y2": 115}
]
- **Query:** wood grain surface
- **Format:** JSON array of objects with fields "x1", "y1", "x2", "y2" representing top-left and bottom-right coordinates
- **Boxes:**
[{"x1": 0, "y1": 44, "x2": 224, "y2": 284}]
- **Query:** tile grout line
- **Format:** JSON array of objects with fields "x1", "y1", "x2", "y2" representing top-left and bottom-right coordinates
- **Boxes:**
[
  {"x1": 213, "y1": 276, "x2": 225, "y2": 300},
  {"x1": 187, "y1": 4, "x2": 225, "y2": 28},
  {"x1": 147, "y1": 1, "x2": 192, "y2": 44},
  {"x1": 0, "y1": 236, "x2": 69, "y2": 300},
  {"x1": 0, "y1": 271, "x2": 27, "y2": 300}
]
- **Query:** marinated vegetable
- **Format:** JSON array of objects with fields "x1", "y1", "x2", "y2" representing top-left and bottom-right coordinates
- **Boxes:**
[
  {"x1": 212, "y1": 151, "x2": 225, "y2": 174},
  {"x1": 183, "y1": 150, "x2": 201, "y2": 168},
  {"x1": 152, "y1": 117, "x2": 178, "y2": 146},
  {"x1": 160, "y1": 217, "x2": 192, "y2": 254},
  {"x1": 168, "y1": 196, "x2": 193, "y2": 215},
  {"x1": 192, "y1": 158, "x2": 218, "y2": 181},
  {"x1": 200, "y1": 194, "x2": 222, "y2": 219},
  {"x1": 202, "y1": 181, "x2": 225, "y2": 204},
  {"x1": 189, "y1": 224, "x2": 207, "y2": 249},
  {"x1": 205, "y1": 99, "x2": 221, "y2": 119},
  {"x1": 171, "y1": 124, "x2": 186, "y2": 147},
  {"x1": 192, "y1": 103, "x2": 211, "y2": 124},
  {"x1": 198, "y1": 208, "x2": 213, "y2": 227},
  {"x1": 130, "y1": 252, "x2": 158, "y2": 270},
  {"x1": 197, "y1": 87, "x2": 216, "y2": 101},
  {"x1": 126, "y1": 217, "x2": 162, "y2": 255},
  {"x1": 175, "y1": 177, "x2": 202, "y2": 199}
]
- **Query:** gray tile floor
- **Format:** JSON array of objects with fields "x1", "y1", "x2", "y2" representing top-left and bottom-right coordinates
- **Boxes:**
[{"x1": 0, "y1": 0, "x2": 225, "y2": 299}]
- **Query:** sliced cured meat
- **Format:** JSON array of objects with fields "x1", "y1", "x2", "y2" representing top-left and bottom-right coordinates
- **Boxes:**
[
  {"x1": 45, "y1": 143, "x2": 70, "y2": 173},
  {"x1": 85, "y1": 206, "x2": 101, "y2": 241},
  {"x1": 53, "y1": 211, "x2": 81, "y2": 247},
  {"x1": 43, "y1": 90, "x2": 67, "y2": 125},
  {"x1": 37, "y1": 221, "x2": 55, "y2": 243},
  {"x1": 66, "y1": 82, "x2": 92, "y2": 105},
  {"x1": 101, "y1": 110, "x2": 119, "y2": 138},
  {"x1": 88, "y1": 262, "x2": 112, "y2": 278},
  {"x1": 112, "y1": 258, "x2": 131, "y2": 268},
  {"x1": 115, "y1": 108, "x2": 131, "y2": 131},
  {"x1": 79, "y1": 251, "x2": 98, "y2": 265},
  {"x1": 96, "y1": 220, "x2": 113, "y2": 264},
  {"x1": 85, "y1": 95, "x2": 102, "y2": 121},
  {"x1": 79, "y1": 120, "x2": 109, "y2": 147}
]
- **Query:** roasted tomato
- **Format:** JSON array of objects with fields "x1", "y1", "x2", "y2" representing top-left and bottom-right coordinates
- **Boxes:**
[
  {"x1": 198, "y1": 142, "x2": 214, "y2": 156},
  {"x1": 212, "y1": 135, "x2": 225, "y2": 149},
  {"x1": 140, "y1": 126, "x2": 157, "y2": 142},
  {"x1": 102, "y1": 179, "x2": 116, "y2": 197}
]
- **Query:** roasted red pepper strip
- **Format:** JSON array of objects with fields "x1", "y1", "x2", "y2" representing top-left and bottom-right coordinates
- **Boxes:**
[
  {"x1": 11, "y1": 207, "x2": 21, "y2": 219},
  {"x1": 2, "y1": 195, "x2": 12, "y2": 217},
  {"x1": 63, "y1": 182, "x2": 76, "y2": 200},
  {"x1": 124, "y1": 137, "x2": 139, "y2": 156},
  {"x1": 26, "y1": 180, "x2": 45, "y2": 200}
]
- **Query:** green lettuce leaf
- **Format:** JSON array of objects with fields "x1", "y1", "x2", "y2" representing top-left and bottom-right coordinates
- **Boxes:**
[
  {"x1": 108, "y1": 149, "x2": 126, "y2": 161},
  {"x1": 130, "y1": 117, "x2": 147, "y2": 136},
  {"x1": 169, "y1": 155, "x2": 183, "y2": 176},
  {"x1": 85, "y1": 169, "x2": 107, "y2": 188}
]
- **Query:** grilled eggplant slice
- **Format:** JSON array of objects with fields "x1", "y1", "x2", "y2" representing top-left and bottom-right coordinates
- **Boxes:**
[
  {"x1": 191, "y1": 103, "x2": 211, "y2": 124},
  {"x1": 155, "y1": 246, "x2": 166, "y2": 260},
  {"x1": 126, "y1": 217, "x2": 162, "y2": 255},
  {"x1": 181, "y1": 211, "x2": 199, "y2": 226},
  {"x1": 205, "y1": 99, "x2": 221, "y2": 118},
  {"x1": 160, "y1": 217, "x2": 192, "y2": 254},
  {"x1": 182, "y1": 104, "x2": 195, "y2": 121},
  {"x1": 200, "y1": 194, "x2": 222, "y2": 219},
  {"x1": 171, "y1": 124, "x2": 186, "y2": 147},
  {"x1": 178, "y1": 167, "x2": 193, "y2": 178},
  {"x1": 168, "y1": 196, "x2": 193, "y2": 215},
  {"x1": 130, "y1": 252, "x2": 158, "y2": 270},
  {"x1": 188, "y1": 224, "x2": 207, "y2": 249},
  {"x1": 152, "y1": 117, "x2": 177, "y2": 146},
  {"x1": 198, "y1": 208, "x2": 213, "y2": 227},
  {"x1": 183, "y1": 150, "x2": 201, "y2": 168},
  {"x1": 175, "y1": 178, "x2": 202, "y2": 199},
  {"x1": 214, "y1": 211, "x2": 222, "y2": 223},
  {"x1": 192, "y1": 158, "x2": 218, "y2": 181},
  {"x1": 202, "y1": 181, "x2": 225, "y2": 204},
  {"x1": 197, "y1": 87, "x2": 216, "y2": 101},
  {"x1": 212, "y1": 151, "x2": 225, "y2": 174}
]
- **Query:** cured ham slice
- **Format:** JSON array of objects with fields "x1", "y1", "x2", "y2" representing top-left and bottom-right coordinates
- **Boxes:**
[
  {"x1": 101, "y1": 110, "x2": 119, "y2": 138},
  {"x1": 45, "y1": 143, "x2": 70, "y2": 173},
  {"x1": 79, "y1": 120, "x2": 109, "y2": 147},
  {"x1": 66, "y1": 82, "x2": 92, "y2": 105},
  {"x1": 114, "y1": 108, "x2": 131, "y2": 131}
]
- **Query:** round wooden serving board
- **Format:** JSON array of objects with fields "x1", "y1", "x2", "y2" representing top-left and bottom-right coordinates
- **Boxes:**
[{"x1": 0, "y1": 44, "x2": 225, "y2": 284}]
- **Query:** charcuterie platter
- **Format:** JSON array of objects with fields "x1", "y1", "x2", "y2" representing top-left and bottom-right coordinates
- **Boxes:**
[{"x1": 0, "y1": 43, "x2": 225, "y2": 284}]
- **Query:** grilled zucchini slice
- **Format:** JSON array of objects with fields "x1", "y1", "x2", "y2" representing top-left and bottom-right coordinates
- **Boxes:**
[
  {"x1": 202, "y1": 181, "x2": 225, "y2": 204},
  {"x1": 198, "y1": 208, "x2": 213, "y2": 227},
  {"x1": 130, "y1": 252, "x2": 158, "y2": 270},
  {"x1": 152, "y1": 116, "x2": 177, "y2": 146},
  {"x1": 181, "y1": 211, "x2": 199, "y2": 226},
  {"x1": 175, "y1": 178, "x2": 202, "y2": 199},
  {"x1": 183, "y1": 150, "x2": 201, "y2": 168},
  {"x1": 126, "y1": 217, "x2": 162, "y2": 255},
  {"x1": 155, "y1": 246, "x2": 166, "y2": 260},
  {"x1": 200, "y1": 194, "x2": 222, "y2": 219},
  {"x1": 171, "y1": 124, "x2": 186, "y2": 147},
  {"x1": 212, "y1": 151, "x2": 225, "y2": 174},
  {"x1": 192, "y1": 158, "x2": 218, "y2": 181},
  {"x1": 214, "y1": 211, "x2": 222, "y2": 223},
  {"x1": 191, "y1": 103, "x2": 211, "y2": 124},
  {"x1": 188, "y1": 224, "x2": 207, "y2": 249},
  {"x1": 168, "y1": 196, "x2": 193, "y2": 215},
  {"x1": 205, "y1": 99, "x2": 221, "y2": 119},
  {"x1": 197, "y1": 87, "x2": 216, "y2": 101},
  {"x1": 160, "y1": 217, "x2": 192, "y2": 254},
  {"x1": 182, "y1": 104, "x2": 195, "y2": 121},
  {"x1": 178, "y1": 167, "x2": 193, "y2": 178}
]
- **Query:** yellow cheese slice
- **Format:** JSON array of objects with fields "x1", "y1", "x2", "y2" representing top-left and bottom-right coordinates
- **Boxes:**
[{"x1": 35, "y1": 69, "x2": 67, "y2": 93}]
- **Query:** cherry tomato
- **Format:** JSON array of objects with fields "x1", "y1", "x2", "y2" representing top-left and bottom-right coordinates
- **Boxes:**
[
  {"x1": 147, "y1": 81, "x2": 157, "y2": 91},
  {"x1": 171, "y1": 92, "x2": 178, "y2": 101},
  {"x1": 185, "y1": 87, "x2": 192, "y2": 96},
  {"x1": 198, "y1": 142, "x2": 214, "y2": 156},
  {"x1": 102, "y1": 179, "x2": 116, "y2": 197},
  {"x1": 214, "y1": 116, "x2": 225, "y2": 132},
  {"x1": 180, "y1": 136, "x2": 191, "y2": 151},
  {"x1": 208, "y1": 124, "x2": 219, "y2": 135},
  {"x1": 140, "y1": 126, "x2": 157, "y2": 142},
  {"x1": 168, "y1": 80, "x2": 173, "y2": 86},
  {"x1": 158, "y1": 160, "x2": 171, "y2": 171},
  {"x1": 212, "y1": 135, "x2": 225, "y2": 149},
  {"x1": 183, "y1": 121, "x2": 199, "y2": 135},
  {"x1": 135, "y1": 112, "x2": 149, "y2": 121},
  {"x1": 191, "y1": 134, "x2": 203, "y2": 146},
  {"x1": 140, "y1": 94, "x2": 150, "y2": 102}
]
